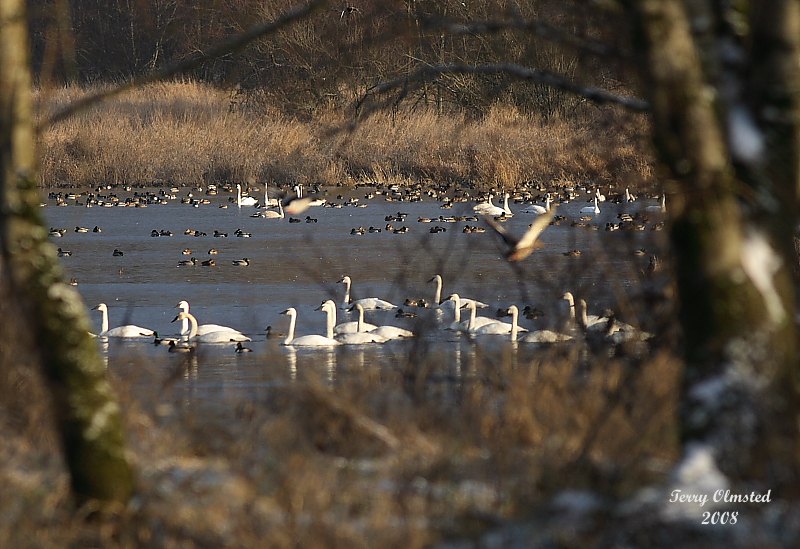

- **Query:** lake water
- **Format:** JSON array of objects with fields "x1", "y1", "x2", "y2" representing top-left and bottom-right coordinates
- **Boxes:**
[{"x1": 42, "y1": 185, "x2": 665, "y2": 396}]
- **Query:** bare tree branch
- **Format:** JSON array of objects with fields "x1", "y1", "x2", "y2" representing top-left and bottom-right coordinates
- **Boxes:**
[
  {"x1": 421, "y1": 16, "x2": 630, "y2": 60},
  {"x1": 356, "y1": 62, "x2": 649, "y2": 114},
  {"x1": 39, "y1": 0, "x2": 330, "y2": 130}
]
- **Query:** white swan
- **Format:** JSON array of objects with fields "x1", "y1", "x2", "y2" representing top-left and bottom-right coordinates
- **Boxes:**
[
  {"x1": 428, "y1": 274, "x2": 487, "y2": 310},
  {"x1": 465, "y1": 301, "x2": 527, "y2": 335},
  {"x1": 645, "y1": 194, "x2": 667, "y2": 213},
  {"x1": 172, "y1": 311, "x2": 251, "y2": 343},
  {"x1": 263, "y1": 181, "x2": 280, "y2": 208},
  {"x1": 579, "y1": 196, "x2": 600, "y2": 215},
  {"x1": 507, "y1": 305, "x2": 573, "y2": 344},
  {"x1": 280, "y1": 306, "x2": 340, "y2": 347},
  {"x1": 338, "y1": 275, "x2": 397, "y2": 310},
  {"x1": 236, "y1": 184, "x2": 258, "y2": 207},
  {"x1": 561, "y1": 292, "x2": 609, "y2": 331},
  {"x1": 92, "y1": 303, "x2": 154, "y2": 338},
  {"x1": 444, "y1": 294, "x2": 502, "y2": 332},
  {"x1": 260, "y1": 201, "x2": 284, "y2": 219},
  {"x1": 520, "y1": 194, "x2": 551, "y2": 215},
  {"x1": 359, "y1": 303, "x2": 414, "y2": 340},
  {"x1": 472, "y1": 194, "x2": 497, "y2": 214},
  {"x1": 473, "y1": 193, "x2": 511, "y2": 217},
  {"x1": 175, "y1": 301, "x2": 248, "y2": 338},
  {"x1": 328, "y1": 302, "x2": 387, "y2": 344},
  {"x1": 595, "y1": 188, "x2": 606, "y2": 202},
  {"x1": 335, "y1": 303, "x2": 378, "y2": 335}
]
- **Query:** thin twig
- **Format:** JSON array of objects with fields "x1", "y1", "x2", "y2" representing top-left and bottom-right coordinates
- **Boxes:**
[{"x1": 357, "y1": 63, "x2": 649, "y2": 114}]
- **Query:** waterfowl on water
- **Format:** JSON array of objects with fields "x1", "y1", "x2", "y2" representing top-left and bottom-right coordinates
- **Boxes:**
[
  {"x1": 428, "y1": 274, "x2": 487, "y2": 310},
  {"x1": 171, "y1": 311, "x2": 251, "y2": 343},
  {"x1": 236, "y1": 183, "x2": 258, "y2": 207},
  {"x1": 579, "y1": 197, "x2": 600, "y2": 215},
  {"x1": 235, "y1": 342, "x2": 253, "y2": 353},
  {"x1": 175, "y1": 300, "x2": 249, "y2": 339},
  {"x1": 338, "y1": 275, "x2": 397, "y2": 310},
  {"x1": 177, "y1": 257, "x2": 198, "y2": 267},
  {"x1": 57, "y1": 247, "x2": 72, "y2": 257},
  {"x1": 328, "y1": 302, "x2": 387, "y2": 344},
  {"x1": 113, "y1": 248, "x2": 124, "y2": 256},
  {"x1": 201, "y1": 259, "x2": 216, "y2": 266},
  {"x1": 92, "y1": 303, "x2": 154, "y2": 338},
  {"x1": 232, "y1": 258, "x2": 250, "y2": 266},
  {"x1": 280, "y1": 306, "x2": 340, "y2": 347},
  {"x1": 507, "y1": 305, "x2": 573, "y2": 344}
]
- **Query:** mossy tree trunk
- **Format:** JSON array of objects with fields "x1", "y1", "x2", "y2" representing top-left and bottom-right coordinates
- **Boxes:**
[
  {"x1": 0, "y1": 0, "x2": 133, "y2": 504},
  {"x1": 626, "y1": 0, "x2": 799, "y2": 483}
]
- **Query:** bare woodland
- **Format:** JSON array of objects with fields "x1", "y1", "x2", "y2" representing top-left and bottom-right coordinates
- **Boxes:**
[{"x1": 1, "y1": 0, "x2": 799, "y2": 545}]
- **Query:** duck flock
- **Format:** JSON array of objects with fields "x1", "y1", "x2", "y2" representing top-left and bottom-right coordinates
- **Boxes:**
[{"x1": 45, "y1": 180, "x2": 666, "y2": 355}]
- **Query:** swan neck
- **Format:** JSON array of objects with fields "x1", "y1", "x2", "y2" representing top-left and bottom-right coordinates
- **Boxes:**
[
  {"x1": 101, "y1": 308, "x2": 109, "y2": 333},
  {"x1": 510, "y1": 308, "x2": 518, "y2": 340},
  {"x1": 326, "y1": 306, "x2": 336, "y2": 339},
  {"x1": 357, "y1": 307, "x2": 365, "y2": 332},
  {"x1": 284, "y1": 312, "x2": 296, "y2": 345},
  {"x1": 342, "y1": 279, "x2": 351, "y2": 306},
  {"x1": 433, "y1": 276, "x2": 442, "y2": 304}
]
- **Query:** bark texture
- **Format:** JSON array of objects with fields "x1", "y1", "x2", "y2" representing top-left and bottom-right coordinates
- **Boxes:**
[
  {"x1": 0, "y1": 0, "x2": 133, "y2": 503},
  {"x1": 627, "y1": 0, "x2": 799, "y2": 483}
]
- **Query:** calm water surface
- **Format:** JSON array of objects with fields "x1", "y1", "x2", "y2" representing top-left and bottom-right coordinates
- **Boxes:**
[{"x1": 43, "y1": 185, "x2": 664, "y2": 398}]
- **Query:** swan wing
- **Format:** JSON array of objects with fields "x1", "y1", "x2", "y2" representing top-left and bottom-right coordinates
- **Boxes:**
[
  {"x1": 101, "y1": 325, "x2": 155, "y2": 338},
  {"x1": 370, "y1": 326, "x2": 413, "y2": 339},
  {"x1": 484, "y1": 207, "x2": 555, "y2": 262},
  {"x1": 334, "y1": 321, "x2": 378, "y2": 335},
  {"x1": 290, "y1": 335, "x2": 340, "y2": 346},
  {"x1": 337, "y1": 332, "x2": 387, "y2": 344}
]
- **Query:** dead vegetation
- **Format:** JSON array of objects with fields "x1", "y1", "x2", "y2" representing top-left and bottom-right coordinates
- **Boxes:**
[
  {"x1": 36, "y1": 81, "x2": 654, "y2": 191},
  {"x1": 1, "y1": 327, "x2": 681, "y2": 547}
]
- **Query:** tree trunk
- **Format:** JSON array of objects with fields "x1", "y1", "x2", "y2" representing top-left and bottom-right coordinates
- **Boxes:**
[
  {"x1": 627, "y1": 0, "x2": 799, "y2": 483},
  {"x1": 0, "y1": 0, "x2": 133, "y2": 504}
]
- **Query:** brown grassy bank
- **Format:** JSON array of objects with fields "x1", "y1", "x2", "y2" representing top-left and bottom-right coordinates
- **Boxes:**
[
  {"x1": 1, "y1": 340, "x2": 681, "y2": 547},
  {"x1": 37, "y1": 80, "x2": 655, "y2": 191}
]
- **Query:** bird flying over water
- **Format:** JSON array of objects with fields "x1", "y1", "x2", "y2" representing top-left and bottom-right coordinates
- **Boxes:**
[{"x1": 482, "y1": 206, "x2": 556, "y2": 262}]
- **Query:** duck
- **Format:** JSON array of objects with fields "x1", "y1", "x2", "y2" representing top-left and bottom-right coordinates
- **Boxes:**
[
  {"x1": 338, "y1": 275, "x2": 397, "y2": 310},
  {"x1": 112, "y1": 248, "x2": 124, "y2": 257},
  {"x1": 201, "y1": 259, "x2": 216, "y2": 266},
  {"x1": 75, "y1": 226, "x2": 90, "y2": 233},
  {"x1": 236, "y1": 183, "x2": 258, "y2": 207},
  {"x1": 207, "y1": 248, "x2": 219, "y2": 255},
  {"x1": 279, "y1": 306, "x2": 340, "y2": 347},
  {"x1": 171, "y1": 311, "x2": 251, "y2": 343},
  {"x1": 232, "y1": 258, "x2": 250, "y2": 266},
  {"x1": 57, "y1": 247, "x2": 72, "y2": 257},
  {"x1": 177, "y1": 257, "x2": 198, "y2": 267},
  {"x1": 174, "y1": 301, "x2": 249, "y2": 339},
  {"x1": 168, "y1": 340, "x2": 196, "y2": 353},
  {"x1": 92, "y1": 303, "x2": 154, "y2": 338},
  {"x1": 182, "y1": 248, "x2": 193, "y2": 255},
  {"x1": 235, "y1": 341, "x2": 253, "y2": 353},
  {"x1": 153, "y1": 331, "x2": 180, "y2": 346}
]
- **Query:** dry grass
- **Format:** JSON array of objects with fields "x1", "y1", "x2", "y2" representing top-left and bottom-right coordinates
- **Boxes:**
[
  {"x1": 36, "y1": 81, "x2": 655, "y2": 191},
  {"x1": 0, "y1": 334, "x2": 681, "y2": 547}
]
